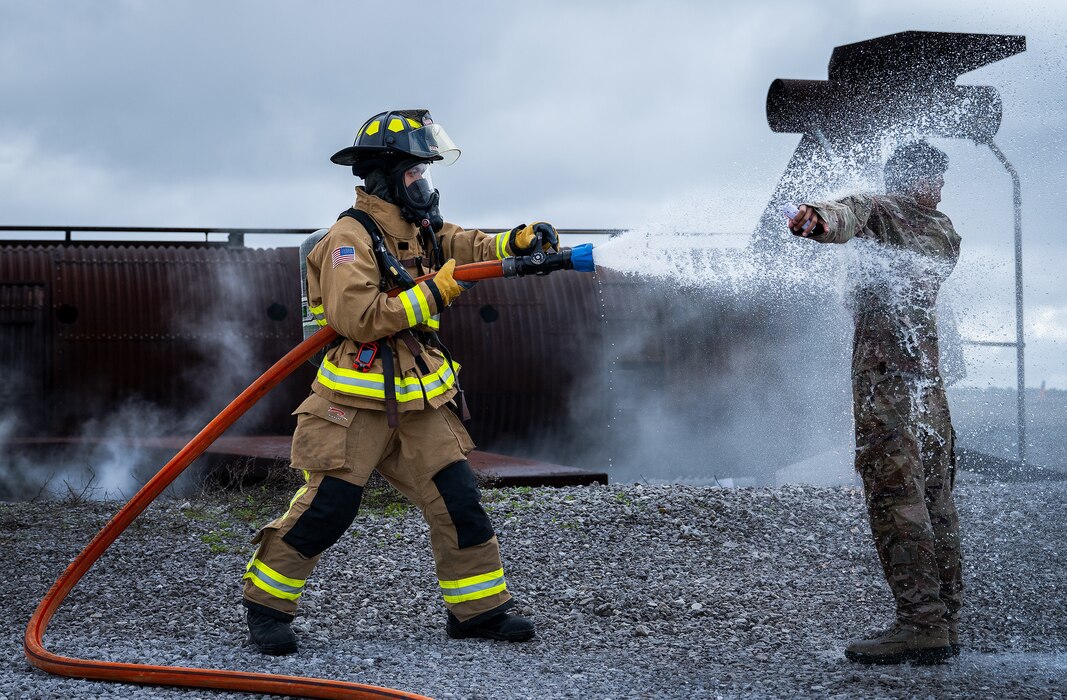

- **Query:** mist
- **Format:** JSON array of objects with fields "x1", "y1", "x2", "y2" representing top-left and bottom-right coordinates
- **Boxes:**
[{"x1": 0, "y1": 254, "x2": 301, "y2": 500}]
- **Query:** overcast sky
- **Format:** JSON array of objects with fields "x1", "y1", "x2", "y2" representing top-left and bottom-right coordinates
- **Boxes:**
[{"x1": 1, "y1": 0, "x2": 1064, "y2": 389}]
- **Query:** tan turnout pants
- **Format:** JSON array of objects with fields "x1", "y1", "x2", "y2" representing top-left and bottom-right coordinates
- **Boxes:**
[{"x1": 242, "y1": 393, "x2": 512, "y2": 623}]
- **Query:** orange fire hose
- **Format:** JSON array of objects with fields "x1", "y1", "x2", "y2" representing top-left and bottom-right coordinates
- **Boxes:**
[{"x1": 24, "y1": 260, "x2": 507, "y2": 699}]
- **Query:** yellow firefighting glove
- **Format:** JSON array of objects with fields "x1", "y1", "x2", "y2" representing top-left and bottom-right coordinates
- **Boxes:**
[
  {"x1": 432, "y1": 259, "x2": 463, "y2": 307},
  {"x1": 510, "y1": 222, "x2": 560, "y2": 255}
]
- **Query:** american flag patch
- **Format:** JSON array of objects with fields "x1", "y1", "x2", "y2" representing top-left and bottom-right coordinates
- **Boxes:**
[{"x1": 331, "y1": 246, "x2": 355, "y2": 267}]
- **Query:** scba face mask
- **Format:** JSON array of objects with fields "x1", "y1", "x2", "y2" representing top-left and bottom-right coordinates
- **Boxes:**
[{"x1": 394, "y1": 161, "x2": 444, "y2": 233}]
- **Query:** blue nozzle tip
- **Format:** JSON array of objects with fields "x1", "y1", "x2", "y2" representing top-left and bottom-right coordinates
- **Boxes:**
[{"x1": 570, "y1": 243, "x2": 596, "y2": 273}]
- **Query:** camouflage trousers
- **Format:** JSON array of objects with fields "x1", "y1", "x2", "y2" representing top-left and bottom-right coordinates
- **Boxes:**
[{"x1": 853, "y1": 368, "x2": 964, "y2": 632}]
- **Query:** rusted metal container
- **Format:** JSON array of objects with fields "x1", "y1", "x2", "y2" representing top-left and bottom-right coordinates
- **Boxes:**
[{"x1": 0, "y1": 243, "x2": 315, "y2": 436}]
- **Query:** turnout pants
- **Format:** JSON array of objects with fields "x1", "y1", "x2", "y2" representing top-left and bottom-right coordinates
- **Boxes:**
[
  {"x1": 853, "y1": 369, "x2": 964, "y2": 632},
  {"x1": 242, "y1": 393, "x2": 512, "y2": 623}
]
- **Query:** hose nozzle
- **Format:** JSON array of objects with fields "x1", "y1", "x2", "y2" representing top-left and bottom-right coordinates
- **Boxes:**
[{"x1": 501, "y1": 244, "x2": 596, "y2": 278}]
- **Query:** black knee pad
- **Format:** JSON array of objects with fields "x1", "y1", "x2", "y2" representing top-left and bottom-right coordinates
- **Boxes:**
[
  {"x1": 432, "y1": 460, "x2": 494, "y2": 549},
  {"x1": 282, "y1": 475, "x2": 363, "y2": 558}
]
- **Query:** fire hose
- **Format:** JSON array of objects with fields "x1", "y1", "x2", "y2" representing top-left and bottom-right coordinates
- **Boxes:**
[{"x1": 24, "y1": 245, "x2": 595, "y2": 699}]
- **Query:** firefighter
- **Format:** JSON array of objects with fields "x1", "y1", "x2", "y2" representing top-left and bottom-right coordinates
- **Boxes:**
[
  {"x1": 242, "y1": 109, "x2": 559, "y2": 655},
  {"x1": 787, "y1": 141, "x2": 963, "y2": 665}
]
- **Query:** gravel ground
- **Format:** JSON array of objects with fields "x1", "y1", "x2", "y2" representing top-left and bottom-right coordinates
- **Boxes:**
[{"x1": 2, "y1": 476, "x2": 1065, "y2": 700}]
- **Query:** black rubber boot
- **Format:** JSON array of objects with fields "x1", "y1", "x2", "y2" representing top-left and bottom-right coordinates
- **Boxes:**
[
  {"x1": 246, "y1": 604, "x2": 298, "y2": 655},
  {"x1": 447, "y1": 610, "x2": 535, "y2": 642}
]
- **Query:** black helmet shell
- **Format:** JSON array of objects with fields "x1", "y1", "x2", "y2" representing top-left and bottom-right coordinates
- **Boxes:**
[{"x1": 331, "y1": 109, "x2": 460, "y2": 177}]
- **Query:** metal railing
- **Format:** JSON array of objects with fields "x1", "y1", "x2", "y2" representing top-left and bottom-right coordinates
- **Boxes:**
[
  {"x1": 959, "y1": 140, "x2": 1027, "y2": 466},
  {"x1": 0, "y1": 226, "x2": 623, "y2": 248},
  {"x1": 0, "y1": 225, "x2": 319, "y2": 247}
]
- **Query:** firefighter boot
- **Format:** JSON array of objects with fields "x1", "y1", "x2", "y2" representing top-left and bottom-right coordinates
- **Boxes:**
[
  {"x1": 447, "y1": 610, "x2": 535, "y2": 642},
  {"x1": 845, "y1": 624, "x2": 952, "y2": 665},
  {"x1": 246, "y1": 605, "x2": 298, "y2": 655}
]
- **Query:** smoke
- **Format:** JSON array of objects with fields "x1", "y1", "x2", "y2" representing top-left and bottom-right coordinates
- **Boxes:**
[
  {"x1": 0, "y1": 248, "x2": 300, "y2": 502},
  {"x1": 0, "y1": 397, "x2": 195, "y2": 501}
]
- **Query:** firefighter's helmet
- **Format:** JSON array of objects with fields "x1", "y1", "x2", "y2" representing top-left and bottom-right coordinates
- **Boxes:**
[{"x1": 331, "y1": 109, "x2": 461, "y2": 177}]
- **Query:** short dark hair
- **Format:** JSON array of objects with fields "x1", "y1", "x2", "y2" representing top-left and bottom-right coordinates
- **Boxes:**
[{"x1": 884, "y1": 141, "x2": 949, "y2": 194}]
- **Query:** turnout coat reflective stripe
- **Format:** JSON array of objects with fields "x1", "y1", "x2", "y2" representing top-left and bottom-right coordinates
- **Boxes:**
[{"x1": 304, "y1": 188, "x2": 507, "y2": 411}]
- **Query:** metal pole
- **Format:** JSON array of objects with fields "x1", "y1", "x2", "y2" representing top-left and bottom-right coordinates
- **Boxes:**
[{"x1": 985, "y1": 140, "x2": 1026, "y2": 466}]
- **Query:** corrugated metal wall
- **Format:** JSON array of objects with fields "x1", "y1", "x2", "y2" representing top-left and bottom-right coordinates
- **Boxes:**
[
  {"x1": 1, "y1": 242, "x2": 840, "y2": 478},
  {"x1": 0, "y1": 244, "x2": 313, "y2": 435}
]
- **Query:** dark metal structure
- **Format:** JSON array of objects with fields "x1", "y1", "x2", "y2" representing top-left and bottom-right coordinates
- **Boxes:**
[{"x1": 0, "y1": 242, "x2": 309, "y2": 437}]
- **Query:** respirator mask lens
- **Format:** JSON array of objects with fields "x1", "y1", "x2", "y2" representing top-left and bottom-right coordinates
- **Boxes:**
[{"x1": 401, "y1": 162, "x2": 436, "y2": 209}]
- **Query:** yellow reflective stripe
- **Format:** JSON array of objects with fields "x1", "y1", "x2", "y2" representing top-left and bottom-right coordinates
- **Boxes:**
[
  {"x1": 244, "y1": 572, "x2": 302, "y2": 601},
  {"x1": 275, "y1": 471, "x2": 311, "y2": 519},
  {"x1": 399, "y1": 286, "x2": 431, "y2": 327},
  {"x1": 442, "y1": 582, "x2": 507, "y2": 604},
  {"x1": 494, "y1": 231, "x2": 510, "y2": 260},
  {"x1": 309, "y1": 303, "x2": 328, "y2": 327},
  {"x1": 317, "y1": 357, "x2": 425, "y2": 402},
  {"x1": 425, "y1": 314, "x2": 441, "y2": 330},
  {"x1": 252, "y1": 559, "x2": 305, "y2": 588},
  {"x1": 243, "y1": 559, "x2": 306, "y2": 601},
  {"x1": 399, "y1": 289, "x2": 418, "y2": 326},
  {"x1": 422, "y1": 362, "x2": 456, "y2": 400},
  {"x1": 439, "y1": 568, "x2": 505, "y2": 589},
  {"x1": 439, "y1": 568, "x2": 507, "y2": 603},
  {"x1": 284, "y1": 484, "x2": 308, "y2": 518},
  {"x1": 317, "y1": 355, "x2": 457, "y2": 402},
  {"x1": 414, "y1": 285, "x2": 430, "y2": 322}
]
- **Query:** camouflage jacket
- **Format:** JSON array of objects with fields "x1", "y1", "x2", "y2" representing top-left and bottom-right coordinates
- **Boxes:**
[{"x1": 806, "y1": 194, "x2": 961, "y2": 378}]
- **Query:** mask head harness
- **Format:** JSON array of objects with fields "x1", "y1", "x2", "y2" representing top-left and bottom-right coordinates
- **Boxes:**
[{"x1": 390, "y1": 158, "x2": 445, "y2": 268}]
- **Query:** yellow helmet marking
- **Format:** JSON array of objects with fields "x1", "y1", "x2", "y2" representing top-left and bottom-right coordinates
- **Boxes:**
[
  {"x1": 388, "y1": 118, "x2": 405, "y2": 132},
  {"x1": 406, "y1": 117, "x2": 422, "y2": 129},
  {"x1": 364, "y1": 120, "x2": 380, "y2": 136}
]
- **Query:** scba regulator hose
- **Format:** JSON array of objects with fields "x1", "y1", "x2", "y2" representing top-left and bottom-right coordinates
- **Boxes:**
[{"x1": 23, "y1": 253, "x2": 587, "y2": 699}]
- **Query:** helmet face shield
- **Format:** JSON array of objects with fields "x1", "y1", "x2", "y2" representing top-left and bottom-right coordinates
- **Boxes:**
[
  {"x1": 406, "y1": 123, "x2": 460, "y2": 165},
  {"x1": 331, "y1": 109, "x2": 461, "y2": 176}
]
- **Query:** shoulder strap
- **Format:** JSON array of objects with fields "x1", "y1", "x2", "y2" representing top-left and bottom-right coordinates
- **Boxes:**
[
  {"x1": 337, "y1": 208, "x2": 415, "y2": 291},
  {"x1": 338, "y1": 208, "x2": 383, "y2": 247}
]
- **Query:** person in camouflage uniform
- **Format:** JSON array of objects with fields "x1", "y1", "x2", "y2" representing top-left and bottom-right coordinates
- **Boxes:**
[{"x1": 787, "y1": 141, "x2": 962, "y2": 665}]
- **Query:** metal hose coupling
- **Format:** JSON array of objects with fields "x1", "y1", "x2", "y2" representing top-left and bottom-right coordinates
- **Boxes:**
[{"x1": 501, "y1": 243, "x2": 596, "y2": 277}]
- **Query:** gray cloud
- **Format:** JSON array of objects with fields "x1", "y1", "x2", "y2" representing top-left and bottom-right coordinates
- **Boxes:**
[{"x1": 0, "y1": 0, "x2": 1064, "y2": 387}]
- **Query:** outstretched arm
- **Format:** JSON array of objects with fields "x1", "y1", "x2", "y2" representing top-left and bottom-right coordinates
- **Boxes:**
[{"x1": 788, "y1": 195, "x2": 876, "y2": 244}]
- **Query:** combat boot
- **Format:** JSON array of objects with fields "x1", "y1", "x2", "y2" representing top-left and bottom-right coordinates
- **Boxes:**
[
  {"x1": 845, "y1": 623, "x2": 952, "y2": 665},
  {"x1": 246, "y1": 604, "x2": 298, "y2": 655},
  {"x1": 447, "y1": 609, "x2": 535, "y2": 642},
  {"x1": 948, "y1": 618, "x2": 960, "y2": 656}
]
